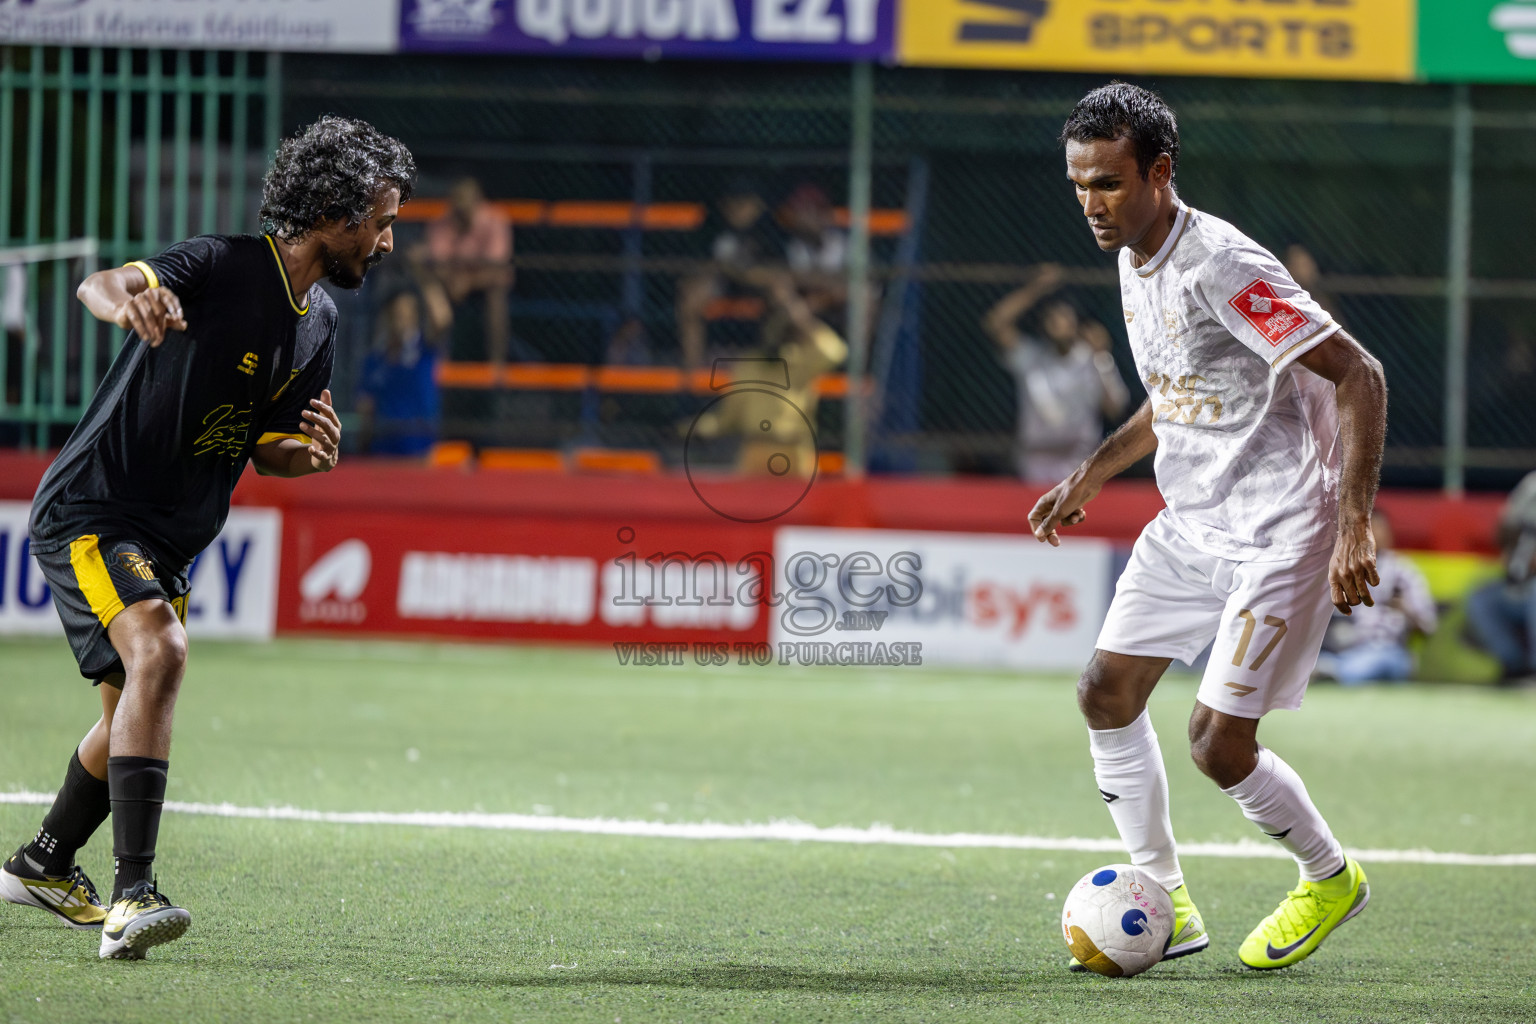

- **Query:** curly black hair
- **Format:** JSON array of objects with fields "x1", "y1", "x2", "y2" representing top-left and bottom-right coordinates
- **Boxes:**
[
  {"x1": 260, "y1": 115, "x2": 416, "y2": 241},
  {"x1": 1059, "y1": 83, "x2": 1179, "y2": 182}
]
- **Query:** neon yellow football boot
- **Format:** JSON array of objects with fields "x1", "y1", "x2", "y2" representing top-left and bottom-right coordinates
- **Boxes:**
[
  {"x1": 1164, "y1": 883, "x2": 1211, "y2": 960},
  {"x1": 1069, "y1": 883, "x2": 1208, "y2": 971},
  {"x1": 0, "y1": 846, "x2": 107, "y2": 929},
  {"x1": 1239, "y1": 857, "x2": 1369, "y2": 970}
]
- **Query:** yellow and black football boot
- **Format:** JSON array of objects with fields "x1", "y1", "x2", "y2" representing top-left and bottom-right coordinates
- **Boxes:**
[
  {"x1": 99, "y1": 879, "x2": 191, "y2": 960},
  {"x1": 0, "y1": 845, "x2": 108, "y2": 929}
]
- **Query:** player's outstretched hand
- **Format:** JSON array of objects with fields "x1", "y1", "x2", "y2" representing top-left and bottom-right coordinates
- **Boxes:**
[
  {"x1": 301, "y1": 389, "x2": 341, "y2": 473},
  {"x1": 1029, "y1": 473, "x2": 1101, "y2": 547},
  {"x1": 1329, "y1": 518, "x2": 1379, "y2": 615},
  {"x1": 114, "y1": 288, "x2": 186, "y2": 346}
]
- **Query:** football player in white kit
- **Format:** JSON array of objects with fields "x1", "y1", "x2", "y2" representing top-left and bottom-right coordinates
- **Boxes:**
[{"x1": 1031, "y1": 84, "x2": 1388, "y2": 971}]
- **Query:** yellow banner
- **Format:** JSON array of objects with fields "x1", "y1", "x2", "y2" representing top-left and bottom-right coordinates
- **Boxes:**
[{"x1": 899, "y1": 0, "x2": 1415, "y2": 81}]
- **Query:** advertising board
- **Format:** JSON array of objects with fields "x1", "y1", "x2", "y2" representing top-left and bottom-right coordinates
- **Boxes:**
[
  {"x1": 397, "y1": 0, "x2": 894, "y2": 60},
  {"x1": 278, "y1": 511, "x2": 776, "y2": 645},
  {"x1": 0, "y1": 501, "x2": 281, "y2": 640},
  {"x1": 771, "y1": 526, "x2": 1112, "y2": 670},
  {"x1": 1419, "y1": 0, "x2": 1536, "y2": 82},
  {"x1": 0, "y1": 0, "x2": 400, "y2": 52},
  {"x1": 898, "y1": 0, "x2": 1415, "y2": 82}
]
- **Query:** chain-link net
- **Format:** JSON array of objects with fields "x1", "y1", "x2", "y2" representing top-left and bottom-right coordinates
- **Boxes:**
[{"x1": 5, "y1": 47, "x2": 1532, "y2": 489}]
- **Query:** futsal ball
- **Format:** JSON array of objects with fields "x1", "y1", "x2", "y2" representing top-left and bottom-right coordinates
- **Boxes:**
[{"x1": 1060, "y1": 864, "x2": 1174, "y2": 977}]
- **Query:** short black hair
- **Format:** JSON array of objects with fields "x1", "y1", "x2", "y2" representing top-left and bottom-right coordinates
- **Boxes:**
[
  {"x1": 1059, "y1": 82, "x2": 1179, "y2": 182},
  {"x1": 260, "y1": 115, "x2": 416, "y2": 241}
]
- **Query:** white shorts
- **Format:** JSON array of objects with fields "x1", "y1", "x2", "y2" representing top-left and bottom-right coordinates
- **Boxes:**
[{"x1": 1096, "y1": 511, "x2": 1335, "y2": 719}]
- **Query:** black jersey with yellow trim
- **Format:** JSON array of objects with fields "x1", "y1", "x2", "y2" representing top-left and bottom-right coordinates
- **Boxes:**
[{"x1": 30, "y1": 234, "x2": 336, "y2": 568}]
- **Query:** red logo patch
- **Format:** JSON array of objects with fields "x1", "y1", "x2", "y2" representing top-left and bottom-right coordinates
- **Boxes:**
[{"x1": 1226, "y1": 279, "x2": 1309, "y2": 347}]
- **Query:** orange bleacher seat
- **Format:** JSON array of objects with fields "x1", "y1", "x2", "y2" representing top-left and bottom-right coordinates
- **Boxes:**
[
  {"x1": 572, "y1": 448, "x2": 661, "y2": 475},
  {"x1": 434, "y1": 361, "x2": 849, "y2": 398},
  {"x1": 702, "y1": 296, "x2": 766, "y2": 321},
  {"x1": 592, "y1": 366, "x2": 684, "y2": 393},
  {"x1": 398, "y1": 198, "x2": 903, "y2": 234},
  {"x1": 427, "y1": 440, "x2": 474, "y2": 468},
  {"x1": 817, "y1": 451, "x2": 846, "y2": 476},
  {"x1": 479, "y1": 448, "x2": 566, "y2": 472}
]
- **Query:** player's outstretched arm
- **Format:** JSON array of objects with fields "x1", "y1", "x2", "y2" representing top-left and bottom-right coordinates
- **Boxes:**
[
  {"x1": 1029, "y1": 398, "x2": 1157, "y2": 546},
  {"x1": 251, "y1": 390, "x2": 341, "y2": 478},
  {"x1": 76, "y1": 266, "x2": 186, "y2": 346},
  {"x1": 1297, "y1": 329, "x2": 1388, "y2": 614}
]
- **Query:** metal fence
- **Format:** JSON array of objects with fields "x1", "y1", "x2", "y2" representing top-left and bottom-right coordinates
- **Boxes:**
[
  {"x1": 5, "y1": 47, "x2": 1534, "y2": 491},
  {"x1": 0, "y1": 46, "x2": 281, "y2": 446}
]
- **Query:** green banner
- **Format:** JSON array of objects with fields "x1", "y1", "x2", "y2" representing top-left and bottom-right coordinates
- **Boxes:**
[{"x1": 1420, "y1": 0, "x2": 1536, "y2": 81}]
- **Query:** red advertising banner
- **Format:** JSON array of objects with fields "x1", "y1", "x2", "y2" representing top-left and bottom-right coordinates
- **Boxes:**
[{"x1": 277, "y1": 511, "x2": 776, "y2": 645}]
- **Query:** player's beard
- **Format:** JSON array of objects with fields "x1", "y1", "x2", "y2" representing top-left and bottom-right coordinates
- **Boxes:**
[{"x1": 322, "y1": 243, "x2": 385, "y2": 289}]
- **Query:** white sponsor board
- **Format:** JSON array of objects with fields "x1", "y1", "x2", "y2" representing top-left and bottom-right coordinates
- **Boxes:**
[
  {"x1": 0, "y1": 501, "x2": 281, "y2": 639},
  {"x1": 771, "y1": 527, "x2": 1111, "y2": 670},
  {"x1": 0, "y1": 0, "x2": 400, "y2": 53}
]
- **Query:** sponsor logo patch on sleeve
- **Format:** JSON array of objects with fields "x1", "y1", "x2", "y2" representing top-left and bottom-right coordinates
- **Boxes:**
[{"x1": 1226, "y1": 279, "x2": 1310, "y2": 347}]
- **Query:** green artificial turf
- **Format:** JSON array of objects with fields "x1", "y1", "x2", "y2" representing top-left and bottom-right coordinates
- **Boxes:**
[{"x1": 2, "y1": 637, "x2": 1534, "y2": 1023}]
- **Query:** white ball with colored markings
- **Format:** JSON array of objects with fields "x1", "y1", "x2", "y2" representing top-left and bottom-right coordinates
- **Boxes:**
[{"x1": 1060, "y1": 864, "x2": 1174, "y2": 977}]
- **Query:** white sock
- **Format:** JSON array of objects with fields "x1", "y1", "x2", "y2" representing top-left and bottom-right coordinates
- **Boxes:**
[
  {"x1": 1222, "y1": 746, "x2": 1346, "y2": 881},
  {"x1": 1088, "y1": 709, "x2": 1183, "y2": 892}
]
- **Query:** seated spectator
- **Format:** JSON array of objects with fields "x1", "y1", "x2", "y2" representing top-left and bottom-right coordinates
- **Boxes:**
[
  {"x1": 983, "y1": 263, "x2": 1130, "y2": 483},
  {"x1": 417, "y1": 176, "x2": 513, "y2": 365},
  {"x1": 1466, "y1": 470, "x2": 1536, "y2": 686},
  {"x1": 1314, "y1": 510, "x2": 1437, "y2": 685},
  {"x1": 357, "y1": 286, "x2": 451, "y2": 456},
  {"x1": 777, "y1": 184, "x2": 850, "y2": 323},
  {"x1": 675, "y1": 179, "x2": 773, "y2": 369},
  {"x1": 604, "y1": 315, "x2": 654, "y2": 367}
]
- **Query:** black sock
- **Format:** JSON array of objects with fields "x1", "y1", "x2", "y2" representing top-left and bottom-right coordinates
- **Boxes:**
[
  {"x1": 107, "y1": 756, "x2": 169, "y2": 902},
  {"x1": 25, "y1": 749, "x2": 111, "y2": 877}
]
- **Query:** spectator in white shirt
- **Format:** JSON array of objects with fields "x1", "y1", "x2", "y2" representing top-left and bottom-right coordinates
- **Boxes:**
[{"x1": 984, "y1": 263, "x2": 1130, "y2": 482}]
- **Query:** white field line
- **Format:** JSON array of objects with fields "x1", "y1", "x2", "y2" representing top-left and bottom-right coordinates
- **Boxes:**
[{"x1": 2, "y1": 790, "x2": 1533, "y2": 867}]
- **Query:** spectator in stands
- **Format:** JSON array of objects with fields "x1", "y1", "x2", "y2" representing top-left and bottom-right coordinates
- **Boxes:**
[
  {"x1": 778, "y1": 183, "x2": 849, "y2": 321},
  {"x1": 675, "y1": 178, "x2": 773, "y2": 369},
  {"x1": 417, "y1": 176, "x2": 513, "y2": 365},
  {"x1": 1466, "y1": 470, "x2": 1536, "y2": 686},
  {"x1": 984, "y1": 263, "x2": 1130, "y2": 482},
  {"x1": 356, "y1": 285, "x2": 451, "y2": 456},
  {"x1": 604, "y1": 314, "x2": 654, "y2": 366},
  {"x1": 1314, "y1": 510, "x2": 1437, "y2": 684},
  {"x1": 691, "y1": 274, "x2": 847, "y2": 479}
]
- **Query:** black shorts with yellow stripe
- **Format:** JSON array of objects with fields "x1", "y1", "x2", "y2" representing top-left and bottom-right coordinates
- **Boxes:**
[{"x1": 32, "y1": 535, "x2": 190, "y2": 684}]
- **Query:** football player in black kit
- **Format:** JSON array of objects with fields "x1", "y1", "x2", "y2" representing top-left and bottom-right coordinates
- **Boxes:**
[{"x1": 0, "y1": 116, "x2": 414, "y2": 959}]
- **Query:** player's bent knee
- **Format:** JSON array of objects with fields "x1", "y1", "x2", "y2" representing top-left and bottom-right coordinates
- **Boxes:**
[
  {"x1": 117, "y1": 617, "x2": 188, "y2": 692},
  {"x1": 1187, "y1": 712, "x2": 1259, "y2": 787},
  {"x1": 1077, "y1": 670, "x2": 1136, "y2": 728}
]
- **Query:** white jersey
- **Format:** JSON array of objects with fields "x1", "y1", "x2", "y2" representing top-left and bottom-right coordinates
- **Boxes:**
[{"x1": 1119, "y1": 202, "x2": 1341, "y2": 562}]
